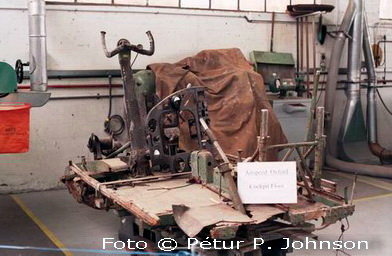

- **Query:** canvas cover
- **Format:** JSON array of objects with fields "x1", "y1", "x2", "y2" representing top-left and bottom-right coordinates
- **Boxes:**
[{"x1": 148, "y1": 48, "x2": 287, "y2": 160}]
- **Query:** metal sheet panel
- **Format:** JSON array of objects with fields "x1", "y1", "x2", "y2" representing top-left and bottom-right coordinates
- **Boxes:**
[{"x1": 173, "y1": 204, "x2": 253, "y2": 237}]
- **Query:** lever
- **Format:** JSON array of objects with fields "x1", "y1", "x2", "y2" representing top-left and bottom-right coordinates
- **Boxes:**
[{"x1": 100, "y1": 31, "x2": 155, "y2": 58}]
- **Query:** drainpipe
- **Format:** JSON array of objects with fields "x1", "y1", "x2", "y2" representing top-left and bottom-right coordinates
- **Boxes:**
[
  {"x1": 324, "y1": 0, "x2": 355, "y2": 156},
  {"x1": 363, "y1": 16, "x2": 392, "y2": 162},
  {"x1": 337, "y1": 0, "x2": 364, "y2": 159},
  {"x1": 324, "y1": 0, "x2": 392, "y2": 178},
  {"x1": 28, "y1": 0, "x2": 48, "y2": 92}
]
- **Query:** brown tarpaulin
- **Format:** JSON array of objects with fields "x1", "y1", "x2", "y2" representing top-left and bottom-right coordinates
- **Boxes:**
[{"x1": 148, "y1": 48, "x2": 287, "y2": 160}]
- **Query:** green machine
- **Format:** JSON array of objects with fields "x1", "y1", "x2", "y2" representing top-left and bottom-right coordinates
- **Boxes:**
[
  {"x1": 0, "y1": 62, "x2": 18, "y2": 95},
  {"x1": 250, "y1": 51, "x2": 304, "y2": 97},
  {"x1": 0, "y1": 61, "x2": 50, "y2": 107}
]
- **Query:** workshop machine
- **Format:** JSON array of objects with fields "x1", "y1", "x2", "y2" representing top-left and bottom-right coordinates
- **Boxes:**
[
  {"x1": 62, "y1": 31, "x2": 355, "y2": 256},
  {"x1": 250, "y1": 51, "x2": 304, "y2": 97},
  {"x1": 0, "y1": 60, "x2": 49, "y2": 154},
  {"x1": 249, "y1": 51, "x2": 310, "y2": 159}
]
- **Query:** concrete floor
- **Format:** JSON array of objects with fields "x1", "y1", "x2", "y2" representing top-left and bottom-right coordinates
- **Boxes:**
[
  {"x1": 0, "y1": 171, "x2": 391, "y2": 256},
  {"x1": 291, "y1": 171, "x2": 392, "y2": 256}
]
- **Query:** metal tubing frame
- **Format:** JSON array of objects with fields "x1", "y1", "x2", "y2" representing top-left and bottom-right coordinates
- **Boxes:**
[
  {"x1": 306, "y1": 70, "x2": 321, "y2": 143},
  {"x1": 314, "y1": 107, "x2": 325, "y2": 189},
  {"x1": 259, "y1": 108, "x2": 325, "y2": 192},
  {"x1": 258, "y1": 109, "x2": 269, "y2": 162},
  {"x1": 305, "y1": 16, "x2": 310, "y2": 98},
  {"x1": 199, "y1": 118, "x2": 246, "y2": 214}
]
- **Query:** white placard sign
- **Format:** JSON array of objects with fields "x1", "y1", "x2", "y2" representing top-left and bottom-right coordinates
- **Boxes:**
[{"x1": 237, "y1": 161, "x2": 297, "y2": 204}]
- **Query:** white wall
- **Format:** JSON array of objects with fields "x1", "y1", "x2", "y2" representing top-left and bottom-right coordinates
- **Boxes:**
[
  {"x1": 0, "y1": 0, "x2": 298, "y2": 193},
  {"x1": 1, "y1": 0, "x2": 392, "y2": 193},
  {"x1": 0, "y1": 1, "x2": 300, "y2": 69}
]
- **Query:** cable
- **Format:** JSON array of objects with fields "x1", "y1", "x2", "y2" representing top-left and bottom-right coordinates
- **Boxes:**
[
  {"x1": 105, "y1": 115, "x2": 125, "y2": 135},
  {"x1": 335, "y1": 218, "x2": 351, "y2": 256},
  {"x1": 131, "y1": 53, "x2": 139, "y2": 68},
  {"x1": 104, "y1": 75, "x2": 113, "y2": 134},
  {"x1": 376, "y1": 88, "x2": 392, "y2": 116}
]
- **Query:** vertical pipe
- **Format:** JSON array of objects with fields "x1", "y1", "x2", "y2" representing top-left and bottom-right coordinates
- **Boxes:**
[
  {"x1": 325, "y1": 0, "x2": 392, "y2": 178},
  {"x1": 347, "y1": 0, "x2": 363, "y2": 86},
  {"x1": 305, "y1": 17, "x2": 310, "y2": 98},
  {"x1": 270, "y1": 12, "x2": 275, "y2": 52},
  {"x1": 28, "y1": 0, "x2": 48, "y2": 92},
  {"x1": 324, "y1": 0, "x2": 355, "y2": 156},
  {"x1": 363, "y1": 15, "x2": 392, "y2": 161},
  {"x1": 363, "y1": 16, "x2": 378, "y2": 145},
  {"x1": 300, "y1": 18, "x2": 304, "y2": 71},
  {"x1": 312, "y1": 15, "x2": 317, "y2": 85},
  {"x1": 337, "y1": 0, "x2": 363, "y2": 151},
  {"x1": 296, "y1": 18, "x2": 300, "y2": 77}
]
